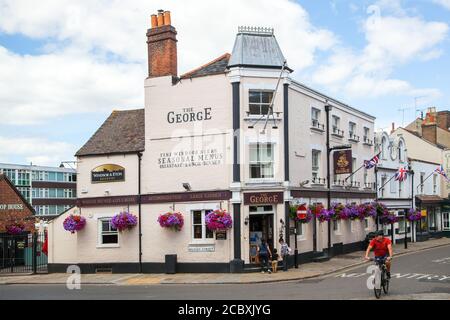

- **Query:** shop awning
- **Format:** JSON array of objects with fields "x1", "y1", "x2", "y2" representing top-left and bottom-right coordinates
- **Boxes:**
[{"x1": 415, "y1": 195, "x2": 445, "y2": 205}]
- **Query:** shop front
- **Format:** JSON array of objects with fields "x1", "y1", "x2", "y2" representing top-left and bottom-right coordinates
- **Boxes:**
[{"x1": 415, "y1": 195, "x2": 446, "y2": 241}]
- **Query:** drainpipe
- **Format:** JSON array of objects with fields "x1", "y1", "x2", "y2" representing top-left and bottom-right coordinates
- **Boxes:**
[{"x1": 138, "y1": 152, "x2": 143, "y2": 273}]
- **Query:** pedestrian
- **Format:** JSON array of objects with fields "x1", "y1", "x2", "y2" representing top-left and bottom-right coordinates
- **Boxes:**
[
  {"x1": 271, "y1": 248, "x2": 280, "y2": 273},
  {"x1": 258, "y1": 239, "x2": 272, "y2": 274},
  {"x1": 279, "y1": 237, "x2": 291, "y2": 271}
]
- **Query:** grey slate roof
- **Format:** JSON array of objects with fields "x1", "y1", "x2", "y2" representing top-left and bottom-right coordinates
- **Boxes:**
[
  {"x1": 76, "y1": 109, "x2": 145, "y2": 157},
  {"x1": 228, "y1": 27, "x2": 291, "y2": 71},
  {"x1": 180, "y1": 53, "x2": 230, "y2": 79}
]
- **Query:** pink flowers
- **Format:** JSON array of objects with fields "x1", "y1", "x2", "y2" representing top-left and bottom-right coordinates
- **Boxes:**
[
  {"x1": 6, "y1": 223, "x2": 25, "y2": 235},
  {"x1": 63, "y1": 215, "x2": 86, "y2": 234},
  {"x1": 205, "y1": 210, "x2": 233, "y2": 231},
  {"x1": 158, "y1": 212, "x2": 184, "y2": 231},
  {"x1": 406, "y1": 209, "x2": 422, "y2": 222},
  {"x1": 110, "y1": 212, "x2": 138, "y2": 232}
]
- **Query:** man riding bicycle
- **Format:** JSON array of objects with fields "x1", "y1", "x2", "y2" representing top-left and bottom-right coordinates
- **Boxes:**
[{"x1": 364, "y1": 231, "x2": 393, "y2": 278}]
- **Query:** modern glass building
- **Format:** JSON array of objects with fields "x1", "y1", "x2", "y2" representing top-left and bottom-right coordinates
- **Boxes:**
[{"x1": 0, "y1": 163, "x2": 76, "y2": 218}]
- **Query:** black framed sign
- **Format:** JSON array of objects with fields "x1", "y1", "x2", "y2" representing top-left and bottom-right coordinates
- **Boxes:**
[
  {"x1": 91, "y1": 164, "x2": 125, "y2": 183},
  {"x1": 215, "y1": 230, "x2": 227, "y2": 240}
]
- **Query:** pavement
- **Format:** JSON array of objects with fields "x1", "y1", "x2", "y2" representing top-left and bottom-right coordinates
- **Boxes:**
[{"x1": 1, "y1": 237, "x2": 449, "y2": 286}]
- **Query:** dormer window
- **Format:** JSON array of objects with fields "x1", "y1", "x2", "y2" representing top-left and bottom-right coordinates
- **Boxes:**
[{"x1": 249, "y1": 90, "x2": 273, "y2": 115}]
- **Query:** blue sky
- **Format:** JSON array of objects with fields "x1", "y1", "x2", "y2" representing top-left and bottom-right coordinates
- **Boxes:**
[{"x1": 0, "y1": 0, "x2": 449, "y2": 166}]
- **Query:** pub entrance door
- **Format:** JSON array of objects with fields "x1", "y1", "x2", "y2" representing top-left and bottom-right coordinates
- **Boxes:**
[{"x1": 249, "y1": 205, "x2": 275, "y2": 263}]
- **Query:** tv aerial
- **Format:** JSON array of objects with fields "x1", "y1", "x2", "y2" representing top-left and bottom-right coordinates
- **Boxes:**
[{"x1": 248, "y1": 60, "x2": 287, "y2": 134}]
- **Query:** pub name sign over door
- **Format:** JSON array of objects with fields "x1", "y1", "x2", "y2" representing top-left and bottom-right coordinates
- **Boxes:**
[{"x1": 91, "y1": 164, "x2": 125, "y2": 183}]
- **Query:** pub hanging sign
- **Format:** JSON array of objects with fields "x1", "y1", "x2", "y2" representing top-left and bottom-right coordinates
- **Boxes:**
[
  {"x1": 91, "y1": 164, "x2": 125, "y2": 183},
  {"x1": 333, "y1": 150, "x2": 353, "y2": 175}
]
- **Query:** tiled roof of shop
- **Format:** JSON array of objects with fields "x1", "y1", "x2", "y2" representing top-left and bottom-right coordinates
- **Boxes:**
[
  {"x1": 180, "y1": 53, "x2": 231, "y2": 79},
  {"x1": 76, "y1": 109, "x2": 145, "y2": 157},
  {"x1": 228, "y1": 27, "x2": 291, "y2": 71}
]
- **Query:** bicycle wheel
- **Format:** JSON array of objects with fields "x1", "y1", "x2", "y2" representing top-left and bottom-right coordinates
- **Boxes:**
[
  {"x1": 382, "y1": 271, "x2": 390, "y2": 294},
  {"x1": 373, "y1": 271, "x2": 382, "y2": 299}
]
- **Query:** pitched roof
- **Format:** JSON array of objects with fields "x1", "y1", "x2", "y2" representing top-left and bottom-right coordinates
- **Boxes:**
[
  {"x1": 180, "y1": 53, "x2": 231, "y2": 79},
  {"x1": 0, "y1": 174, "x2": 35, "y2": 214},
  {"x1": 76, "y1": 109, "x2": 145, "y2": 157},
  {"x1": 228, "y1": 27, "x2": 292, "y2": 71}
]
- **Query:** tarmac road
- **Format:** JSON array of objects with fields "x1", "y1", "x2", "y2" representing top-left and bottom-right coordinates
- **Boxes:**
[{"x1": 1, "y1": 245, "x2": 449, "y2": 300}]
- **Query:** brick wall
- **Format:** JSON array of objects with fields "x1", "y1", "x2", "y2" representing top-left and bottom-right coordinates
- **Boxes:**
[
  {"x1": 421, "y1": 124, "x2": 437, "y2": 145},
  {"x1": 146, "y1": 25, "x2": 178, "y2": 78},
  {"x1": 0, "y1": 176, "x2": 34, "y2": 232},
  {"x1": 437, "y1": 111, "x2": 450, "y2": 131}
]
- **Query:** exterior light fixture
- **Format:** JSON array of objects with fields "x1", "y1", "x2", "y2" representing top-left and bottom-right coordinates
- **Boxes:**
[{"x1": 182, "y1": 183, "x2": 192, "y2": 191}]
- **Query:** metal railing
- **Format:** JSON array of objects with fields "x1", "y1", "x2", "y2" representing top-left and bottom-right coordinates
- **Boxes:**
[
  {"x1": 349, "y1": 133, "x2": 360, "y2": 142},
  {"x1": 332, "y1": 127, "x2": 344, "y2": 137},
  {"x1": 311, "y1": 119, "x2": 325, "y2": 131}
]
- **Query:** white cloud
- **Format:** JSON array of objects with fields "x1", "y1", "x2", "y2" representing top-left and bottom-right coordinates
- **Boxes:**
[
  {"x1": 434, "y1": 0, "x2": 450, "y2": 10},
  {"x1": 312, "y1": 3, "x2": 448, "y2": 98},
  {"x1": 0, "y1": 0, "x2": 336, "y2": 125},
  {"x1": 0, "y1": 136, "x2": 75, "y2": 166}
]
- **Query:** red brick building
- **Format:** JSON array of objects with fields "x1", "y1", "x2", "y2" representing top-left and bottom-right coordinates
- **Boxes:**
[{"x1": 0, "y1": 174, "x2": 35, "y2": 233}]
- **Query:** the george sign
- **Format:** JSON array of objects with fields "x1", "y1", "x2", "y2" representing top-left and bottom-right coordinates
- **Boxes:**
[
  {"x1": 334, "y1": 150, "x2": 353, "y2": 175},
  {"x1": 0, "y1": 204, "x2": 24, "y2": 211},
  {"x1": 215, "y1": 230, "x2": 227, "y2": 240},
  {"x1": 167, "y1": 107, "x2": 212, "y2": 124},
  {"x1": 244, "y1": 192, "x2": 284, "y2": 205},
  {"x1": 91, "y1": 164, "x2": 125, "y2": 183}
]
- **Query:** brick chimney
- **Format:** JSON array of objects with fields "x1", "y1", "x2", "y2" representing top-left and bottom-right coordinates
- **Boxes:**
[
  {"x1": 421, "y1": 107, "x2": 438, "y2": 144},
  {"x1": 146, "y1": 10, "x2": 177, "y2": 78}
]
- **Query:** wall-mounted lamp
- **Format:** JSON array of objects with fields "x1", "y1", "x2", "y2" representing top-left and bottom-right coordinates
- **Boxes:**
[
  {"x1": 182, "y1": 183, "x2": 191, "y2": 191},
  {"x1": 299, "y1": 180, "x2": 309, "y2": 187},
  {"x1": 244, "y1": 216, "x2": 249, "y2": 226}
]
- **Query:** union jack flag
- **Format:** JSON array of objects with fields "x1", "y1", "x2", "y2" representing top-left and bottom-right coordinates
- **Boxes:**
[
  {"x1": 435, "y1": 165, "x2": 450, "y2": 182},
  {"x1": 395, "y1": 166, "x2": 408, "y2": 182},
  {"x1": 363, "y1": 152, "x2": 381, "y2": 169}
]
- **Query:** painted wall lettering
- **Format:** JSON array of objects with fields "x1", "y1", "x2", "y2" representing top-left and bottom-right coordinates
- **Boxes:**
[{"x1": 167, "y1": 107, "x2": 212, "y2": 124}]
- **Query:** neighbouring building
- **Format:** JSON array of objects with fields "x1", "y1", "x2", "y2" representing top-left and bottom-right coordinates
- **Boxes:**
[
  {"x1": 392, "y1": 126, "x2": 450, "y2": 239},
  {"x1": 0, "y1": 163, "x2": 77, "y2": 219},
  {"x1": 49, "y1": 11, "x2": 377, "y2": 274}
]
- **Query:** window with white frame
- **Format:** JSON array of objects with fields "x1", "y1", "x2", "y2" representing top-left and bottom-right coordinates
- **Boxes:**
[
  {"x1": 249, "y1": 143, "x2": 274, "y2": 179},
  {"x1": 349, "y1": 122, "x2": 356, "y2": 137},
  {"x1": 312, "y1": 150, "x2": 321, "y2": 180},
  {"x1": 381, "y1": 136, "x2": 387, "y2": 160},
  {"x1": 332, "y1": 115, "x2": 340, "y2": 131},
  {"x1": 297, "y1": 223, "x2": 305, "y2": 237},
  {"x1": 381, "y1": 177, "x2": 387, "y2": 197},
  {"x1": 192, "y1": 210, "x2": 214, "y2": 240},
  {"x1": 98, "y1": 218, "x2": 118, "y2": 246},
  {"x1": 364, "y1": 127, "x2": 370, "y2": 141},
  {"x1": 364, "y1": 217, "x2": 370, "y2": 230},
  {"x1": 311, "y1": 107, "x2": 321, "y2": 126},
  {"x1": 390, "y1": 179, "x2": 396, "y2": 194},
  {"x1": 398, "y1": 140, "x2": 405, "y2": 162},
  {"x1": 249, "y1": 90, "x2": 274, "y2": 115},
  {"x1": 333, "y1": 220, "x2": 341, "y2": 233}
]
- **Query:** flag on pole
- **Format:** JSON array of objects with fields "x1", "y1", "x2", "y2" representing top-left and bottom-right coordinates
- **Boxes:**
[
  {"x1": 363, "y1": 152, "x2": 381, "y2": 169},
  {"x1": 435, "y1": 165, "x2": 450, "y2": 181},
  {"x1": 395, "y1": 166, "x2": 408, "y2": 181}
]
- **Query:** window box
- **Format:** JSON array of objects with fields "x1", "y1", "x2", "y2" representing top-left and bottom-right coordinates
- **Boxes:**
[
  {"x1": 348, "y1": 133, "x2": 360, "y2": 143},
  {"x1": 363, "y1": 136, "x2": 373, "y2": 146},
  {"x1": 311, "y1": 119, "x2": 325, "y2": 132},
  {"x1": 331, "y1": 127, "x2": 344, "y2": 138}
]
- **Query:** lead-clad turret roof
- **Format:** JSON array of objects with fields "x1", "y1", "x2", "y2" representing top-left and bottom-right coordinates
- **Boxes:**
[{"x1": 227, "y1": 26, "x2": 292, "y2": 71}]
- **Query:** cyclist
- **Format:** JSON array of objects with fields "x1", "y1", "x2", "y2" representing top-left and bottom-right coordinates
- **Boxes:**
[{"x1": 364, "y1": 231, "x2": 393, "y2": 278}]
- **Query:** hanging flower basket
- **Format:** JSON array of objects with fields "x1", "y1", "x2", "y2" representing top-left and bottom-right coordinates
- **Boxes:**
[
  {"x1": 157, "y1": 212, "x2": 184, "y2": 231},
  {"x1": 406, "y1": 209, "x2": 421, "y2": 222},
  {"x1": 205, "y1": 209, "x2": 233, "y2": 231},
  {"x1": 110, "y1": 211, "x2": 138, "y2": 232},
  {"x1": 379, "y1": 211, "x2": 399, "y2": 225},
  {"x1": 373, "y1": 201, "x2": 388, "y2": 217},
  {"x1": 359, "y1": 203, "x2": 377, "y2": 219},
  {"x1": 6, "y1": 223, "x2": 25, "y2": 235},
  {"x1": 63, "y1": 215, "x2": 86, "y2": 234},
  {"x1": 329, "y1": 203, "x2": 350, "y2": 221},
  {"x1": 309, "y1": 204, "x2": 331, "y2": 223}
]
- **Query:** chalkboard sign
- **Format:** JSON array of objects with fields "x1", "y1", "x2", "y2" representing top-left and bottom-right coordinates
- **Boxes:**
[{"x1": 216, "y1": 231, "x2": 227, "y2": 240}]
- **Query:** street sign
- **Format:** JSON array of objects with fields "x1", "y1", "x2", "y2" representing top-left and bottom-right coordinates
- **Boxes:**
[{"x1": 296, "y1": 204, "x2": 307, "y2": 220}]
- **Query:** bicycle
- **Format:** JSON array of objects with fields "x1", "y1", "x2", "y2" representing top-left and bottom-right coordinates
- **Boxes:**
[{"x1": 369, "y1": 257, "x2": 390, "y2": 299}]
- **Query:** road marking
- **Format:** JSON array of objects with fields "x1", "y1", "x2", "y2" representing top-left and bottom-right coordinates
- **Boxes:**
[
  {"x1": 432, "y1": 257, "x2": 450, "y2": 264},
  {"x1": 335, "y1": 272, "x2": 450, "y2": 282}
]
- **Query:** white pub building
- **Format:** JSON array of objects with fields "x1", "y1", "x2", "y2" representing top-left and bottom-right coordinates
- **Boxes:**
[{"x1": 49, "y1": 11, "x2": 377, "y2": 273}]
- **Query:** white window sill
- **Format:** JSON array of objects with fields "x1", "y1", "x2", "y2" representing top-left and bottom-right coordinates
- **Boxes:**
[{"x1": 96, "y1": 244, "x2": 120, "y2": 249}]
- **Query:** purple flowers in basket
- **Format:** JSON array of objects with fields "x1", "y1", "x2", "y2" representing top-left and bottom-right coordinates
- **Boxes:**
[
  {"x1": 158, "y1": 212, "x2": 184, "y2": 231},
  {"x1": 205, "y1": 210, "x2": 233, "y2": 231},
  {"x1": 63, "y1": 215, "x2": 86, "y2": 234},
  {"x1": 6, "y1": 223, "x2": 25, "y2": 235},
  {"x1": 406, "y1": 209, "x2": 422, "y2": 222},
  {"x1": 110, "y1": 212, "x2": 138, "y2": 231}
]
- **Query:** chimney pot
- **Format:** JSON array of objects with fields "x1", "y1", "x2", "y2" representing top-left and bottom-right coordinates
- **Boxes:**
[
  {"x1": 163, "y1": 11, "x2": 171, "y2": 26},
  {"x1": 157, "y1": 11, "x2": 164, "y2": 26},
  {"x1": 151, "y1": 14, "x2": 158, "y2": 28}
]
